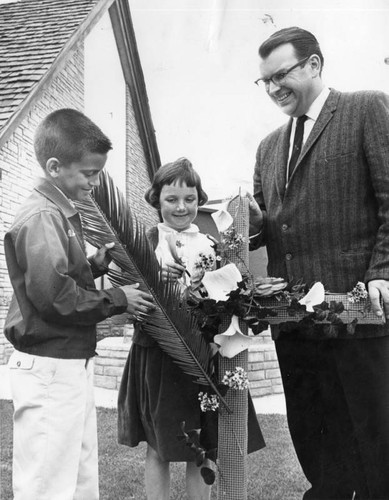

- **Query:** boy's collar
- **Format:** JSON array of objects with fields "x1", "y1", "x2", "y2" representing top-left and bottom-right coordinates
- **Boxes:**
[{"x1": 34, "y1": 177, "x2": 78, "y2": 218}]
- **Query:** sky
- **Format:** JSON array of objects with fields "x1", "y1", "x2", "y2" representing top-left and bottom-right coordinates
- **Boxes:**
[
  {"x1": 127, "y1": 0, "x2": 389, "y2": 199},
  {"x1": 3, "y1": 0, "x2": 388, "y2": 199}
]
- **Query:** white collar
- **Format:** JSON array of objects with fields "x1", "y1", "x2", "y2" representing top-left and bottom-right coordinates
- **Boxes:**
[
  {"x1": 157, "y1": 222, "x2": 200, "y2": 235},
  {"x1": 304, "y1": 86, "x2": 331, "y2": 122}
]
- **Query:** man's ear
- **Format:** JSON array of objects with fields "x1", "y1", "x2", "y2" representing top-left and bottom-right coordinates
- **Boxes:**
[
  {"x1": 309, "y1": 54, "x2": 322, "y2": 76},
  {"x1": 46, "y1": 158, "x2": 61, "y2": 178}
]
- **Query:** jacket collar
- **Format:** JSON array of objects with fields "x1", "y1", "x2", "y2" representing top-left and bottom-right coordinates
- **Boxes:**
[
  {"x1": 275, "y1": 119, "x2": 293, "y2": 201},
  {"x1": 278, "y1": 88, "x2": 341, "y2": 198},
  {"x1": 34, "y1": 177, "x2": 78, "y2": 219},
  {"x1": 299, "y1": 88, "x2": 340, "y2": 162}
]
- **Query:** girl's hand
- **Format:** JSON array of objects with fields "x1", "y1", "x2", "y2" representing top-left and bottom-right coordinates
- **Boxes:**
[
  {"x1": 190, "y1": 267, "x2": 205, "y2": 290},
  {"x1": 161, "y1": 262, "x2": 186, "y2": 282},
  {"x1": 165, "y1": 233, "x2": 183, "y2": 264}
]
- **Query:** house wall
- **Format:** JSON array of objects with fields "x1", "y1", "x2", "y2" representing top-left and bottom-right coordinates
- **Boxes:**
[
  {"x1": 93, "y1": 87, "x2": 160, "y2": 342},
  {"x1": 0, "y1": 47, "x2": 85, "y2": 365},
  {"x1": 125, "y1": 87, "x2": 159, "y2": 228}
]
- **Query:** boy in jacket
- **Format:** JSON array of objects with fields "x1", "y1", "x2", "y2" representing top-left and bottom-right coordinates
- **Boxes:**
[{"x1": 4, "y1": 108, "x2": 154, "y2": 500}]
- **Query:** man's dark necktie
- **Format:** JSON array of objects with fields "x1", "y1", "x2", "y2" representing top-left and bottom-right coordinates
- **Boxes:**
[{"x1": 288, "y1": 114, "x2": 307, "y2": 180}]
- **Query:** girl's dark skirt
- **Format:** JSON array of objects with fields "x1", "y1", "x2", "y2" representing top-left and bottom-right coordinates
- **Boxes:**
[{"x1": 118, "y1": 342, "x2": 265, "y2": 462}]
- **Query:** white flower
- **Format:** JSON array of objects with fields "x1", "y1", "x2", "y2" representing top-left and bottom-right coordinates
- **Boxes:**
[
  {"x1": 213, "y1": 315, "x2": 253, "y2": 358},
  {"x1": 298, "y1": 282, "x2": 325, "y2": 312},
  {"x1": 201, "y1": 264, "x2": 242, "y2": 302},
  {"x1": 347, "y1": 282, "x2": 368, "y2": 303},
  {"x1": 211, "y1": 206, "x2": 234, "y2": 233},
  {"x1": 198, "y1": 392, "x2": 220, "y2": 412},
  {"x1": 222, "y1": 367, "x2": 249, "y2": 390}
]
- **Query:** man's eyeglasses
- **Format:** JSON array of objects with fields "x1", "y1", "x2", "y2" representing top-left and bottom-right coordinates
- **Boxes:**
[{"x1": 254, "y1": 56, "x2": 310, "y2": 89}]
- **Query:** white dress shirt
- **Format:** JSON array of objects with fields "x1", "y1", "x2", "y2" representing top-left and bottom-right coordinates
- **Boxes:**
[{"x1": 286, "y1": 86, "x2": 331, "y2": 181}]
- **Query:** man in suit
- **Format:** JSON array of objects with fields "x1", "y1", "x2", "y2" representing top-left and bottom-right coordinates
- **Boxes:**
[{"x1": 250, "y1": 27, "x2": 389, "y2": 499}]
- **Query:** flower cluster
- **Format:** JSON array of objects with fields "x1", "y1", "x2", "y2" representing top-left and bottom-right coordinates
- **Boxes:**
[
  {"x1": 194, "y1": 252, "x2": 217, "y2": 272},
  {"x1": 222, "y1": 366, "x2": 249, "y2": 390},
  {"x1": 198, "y1": 392, "x2": 220, "y2": 412},
  {"x1": 347, "y1": 281, "x2": 368, "y2": 303},
  {"x1": 220, "y1": 227, "x2": 246, "y2": 251}
]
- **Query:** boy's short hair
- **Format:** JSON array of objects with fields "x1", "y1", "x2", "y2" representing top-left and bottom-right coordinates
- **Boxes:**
[
  {"x1": 145, "y1": 157, "x2": 208, "y2": 208},
  {"x1": 34, "y1": 108, "x2": 112, "y2": 168}
]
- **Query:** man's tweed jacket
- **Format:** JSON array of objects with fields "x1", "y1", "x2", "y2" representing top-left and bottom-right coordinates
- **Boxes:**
[{"x1": 253, "y1": 88, "x2": 389, "y2": 337}]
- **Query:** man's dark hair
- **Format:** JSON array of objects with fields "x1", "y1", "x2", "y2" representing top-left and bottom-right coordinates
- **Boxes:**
[
  {"x1": 34, "y1": 108, "x2": 112, "y2": 168},
  {"x1": 145, "y1": 157, "x2": 208, "y2": 208},
  {"x1": 259, "y1": 27, "x2": 324, "y2": 71}
]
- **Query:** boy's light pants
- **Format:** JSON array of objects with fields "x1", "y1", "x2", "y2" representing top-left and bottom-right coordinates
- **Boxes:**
[{"x1": 8, "y1": 351, "x2": 99, "y2": 500}]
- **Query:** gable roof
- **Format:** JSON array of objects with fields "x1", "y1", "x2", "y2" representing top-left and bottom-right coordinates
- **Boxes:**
[
  {"x1": 0, "y1": 0, "x2": 160, "y2": 175},
  {"x1": 0, "y1": 0, "x2": 101, "y2": 131}
]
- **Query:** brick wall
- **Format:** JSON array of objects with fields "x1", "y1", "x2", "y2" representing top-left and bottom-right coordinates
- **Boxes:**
[
  {"x1": 125, "y1": 86, "x2": 159, "y2": 228},
  {"x1": 248, "y1": 341, "x2": 283, "y2": 397},
  {"x1": 0, "y1": 46, "x2": 85, "y2": 364},
  {"x1": 94, "y1": 329, "x2": 283, "y2": 398},
  {"x1": 96, "y1": 86, "x2": 159, "y2": 339}
]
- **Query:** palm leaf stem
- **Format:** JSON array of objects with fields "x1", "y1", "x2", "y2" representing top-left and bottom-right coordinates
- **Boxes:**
[{"x1": 76, "y1": 171, "x2": 230, "y2": 412}]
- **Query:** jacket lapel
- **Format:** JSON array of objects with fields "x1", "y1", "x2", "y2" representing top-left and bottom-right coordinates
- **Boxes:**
[
  {"x1": 291, "y1": 89, "x2": 340, "y2": 176},
  {"x1": 275, "y1": 119, "x2": 292, "y2": 200}
]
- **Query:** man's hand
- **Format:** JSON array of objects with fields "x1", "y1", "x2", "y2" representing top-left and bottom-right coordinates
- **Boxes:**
[
  {"x1": 91, "y1": 242, "x2": 115, "y2": 270},
  {"x1": 246, "y1": 192, "x2": 264, "y2": 236},
  {"x1": 120, "y1": 283, "x2": 155, "y2": 318},
  {"x1": 368, "y1": 279, "x2": 389, "y2": 319}
]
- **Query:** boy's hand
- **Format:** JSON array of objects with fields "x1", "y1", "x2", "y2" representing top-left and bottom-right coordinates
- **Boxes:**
[
  {"x1": 92, "y1": 242, "x2": 115, "y2": 270},
  {"x1": 120, "y1": 283, "x2": 155, "y2": 318}
]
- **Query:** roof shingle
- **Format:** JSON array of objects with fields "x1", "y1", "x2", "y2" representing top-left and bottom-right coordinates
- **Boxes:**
[{"x1": 0, "y1": 0, "x2": 99, "y2": 130}]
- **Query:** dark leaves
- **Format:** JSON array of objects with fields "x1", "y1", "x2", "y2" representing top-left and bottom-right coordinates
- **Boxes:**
[
  {"x1": 247, "y1": 319, "x2": 269, "y2": 335},
  {"x1": 177, "y1": 422, "x2": 217, "y2": 485},
  {"x1": 216, "y1": 383, "x2": 229, "y2": 398},
  {"x1": 201, "y1": 466, "x2": 216, "y2": 485},
  {"x1": 287, "y1": 298, "x2": 307, "y2": 315},
  {"x1": 329, "y1": 301, "x2": 345, "y2": 314},
  {"x1": 346, "y1": 317, "x2": 358, "y2": 335}
]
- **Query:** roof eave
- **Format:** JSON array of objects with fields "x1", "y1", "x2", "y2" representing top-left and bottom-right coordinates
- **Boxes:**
[{"x1": 109, "y1": 0, "x2": 161, "y2": 179}]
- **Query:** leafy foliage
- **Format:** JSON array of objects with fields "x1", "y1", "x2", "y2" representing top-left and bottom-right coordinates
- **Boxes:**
[
  {"x1": 76, "y1": 170, "x2": 229, "y2": 408},
  {"x1": 177, "y1": 421, "x2": 218, "y2": 485}
]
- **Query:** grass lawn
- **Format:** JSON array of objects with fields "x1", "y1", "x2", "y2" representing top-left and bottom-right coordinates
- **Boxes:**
[{"x1": 0, "y1": 400, "x2": 309, "y2": 499}]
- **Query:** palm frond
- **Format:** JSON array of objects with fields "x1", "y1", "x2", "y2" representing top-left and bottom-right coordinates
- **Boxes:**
[{"x1": 76, "y1": 170, "x2": 229, "y2": 410}]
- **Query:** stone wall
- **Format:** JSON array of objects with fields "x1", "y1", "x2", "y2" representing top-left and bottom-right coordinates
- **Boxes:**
[{"x1": 94, "y1": 327, "x2": 282, "y2": 398}]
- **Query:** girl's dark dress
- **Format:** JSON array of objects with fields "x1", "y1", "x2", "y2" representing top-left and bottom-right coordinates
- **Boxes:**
[{"x1": 118, "y1": 226, "x2": 265, "y2": 461}]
